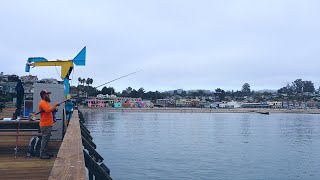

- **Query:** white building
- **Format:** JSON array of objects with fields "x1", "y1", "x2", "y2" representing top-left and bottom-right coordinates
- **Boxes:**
[
  {"x1": 20, "y1": 75, "x2": 38, "y2": 84},
  {"x1": 267, "y1": 101, "x2": 282, "y2": 108},
  {"x1": 218, "y1": 101, "x2": 242, "y2": 108},
  {"x1": 39, "y1": 78, "x2": 59, "y2": 84},
  {"x1": 96, "y1": 94, "x2": 117, "y2": 99}
]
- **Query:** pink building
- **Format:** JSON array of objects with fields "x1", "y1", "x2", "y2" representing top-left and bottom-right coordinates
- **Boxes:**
[
  {"x1": 87, "y1": 97, "x2": 154, "y2": 108},
  {"x1": 87, "y1": 98, "x2": 110, "y2": 107}
]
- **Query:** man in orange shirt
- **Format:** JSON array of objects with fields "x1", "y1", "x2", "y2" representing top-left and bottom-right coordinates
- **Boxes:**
[{"x1": 38, "y1": 90, "x2": 62, "y2": 159}]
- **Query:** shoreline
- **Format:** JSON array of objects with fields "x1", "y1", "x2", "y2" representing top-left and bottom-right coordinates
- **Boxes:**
[{"x1": 79, "y1": 107, "x2": 320, "y2": 114}]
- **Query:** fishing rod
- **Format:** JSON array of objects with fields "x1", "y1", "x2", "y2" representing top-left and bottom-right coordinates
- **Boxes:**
[{"x1": 95, "y1": 70, "x2": 143, "y2": 89}]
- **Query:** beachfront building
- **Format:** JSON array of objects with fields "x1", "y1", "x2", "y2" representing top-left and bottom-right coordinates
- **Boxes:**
[
  {"x1": 281, "y1": 101, "x2": 312, "y2": 109},
  {"x1": 176, "y1": 99, "x2": 200, "y2": 107},
  {"x1": 116, "y1": 97, "x2": 153, "y2": 108},
  {"x1": 144, "y1": 100, "x2": 154, "y2": 108},
  {"x1": 241, "y1": 102, "x2": 270, "y2": 108},
  {"x1": 87, "y1": 98, "x2": 113, "y2": 107},
  {"x1": 115, "y1": 97, "x2": 141, "y2": 108},
  {"x1": 97, "y1": 94, "x2": 117, "y2": 99},
  {"x1": 267, "y1": 101, "x2": 282, "y2": 108},
  {"x1": 201, "y1": 102, "x2": 218, "y2": 108},
  {"x1": 155, "y1": 99, "x2": 175, "y2": 107},
  {"x1": 218, "y1": 101, "x2": 242, "y2": 108},
  {"x1": 114, "y1": 102, "x2": 122, "y2": 108},
  {"x1": 87, "y1": 95, "x2": 154, "y2": 108}
]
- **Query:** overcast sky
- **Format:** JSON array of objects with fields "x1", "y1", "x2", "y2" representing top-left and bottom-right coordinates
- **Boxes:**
[{"x1": 1, "y1": 0, "x2": 320, "y2": 92}]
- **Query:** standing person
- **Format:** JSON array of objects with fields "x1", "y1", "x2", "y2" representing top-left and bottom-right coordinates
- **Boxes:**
[
  {"x1": 15, "y1": 79, "x2": 24, "y2": 119},
  {"x1": 38, "y1": 90, "x2": 61, "y2": 159},
  {"x1": 0, "y1": 102, "x2": 4, "y2": 112}
]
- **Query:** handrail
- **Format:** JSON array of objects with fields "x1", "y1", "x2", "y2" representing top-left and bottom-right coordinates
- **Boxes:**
[{"x1": 48, "y1": 110, "x2": 86, "y2": 180}]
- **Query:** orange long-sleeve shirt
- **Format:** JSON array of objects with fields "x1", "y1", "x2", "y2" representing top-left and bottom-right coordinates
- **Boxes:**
[{"x1": 38, "y1": 100, "x2": 57, "y2": 127}]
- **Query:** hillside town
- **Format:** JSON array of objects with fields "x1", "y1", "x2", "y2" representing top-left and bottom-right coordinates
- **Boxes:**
[{"x1": 1, "y1": 72, "x2": 320, "y2": 110}]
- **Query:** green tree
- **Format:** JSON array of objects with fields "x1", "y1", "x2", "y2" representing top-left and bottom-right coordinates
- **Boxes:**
[
  {"x1": 101, "y1": 86, "x2": 115, "y2": 95},
  {"x1": 215, "y1": 88, "x2": 225, "y2": 101},
  {"x1": 138, "y1": 87, "x2": 145, "y2": 98},
  {"x1": 85, "y1": 78, "x2": 90, "y2": 86},
  {"x1": 78, "y1": 77, "x2": 82, "y2": 86},
  {"x1": 126, "y1": 87, "x2": 132, "y2": 94},
  {"x1": 292, "y1": 79, "x2": 304, "y2": 94},
  {"x1": 121, "y1": 90, "x2": 129, "y2": 97},
  {"x1": 131, "y1": 89, "x2": 139, "y2": 98},
  {"x1": 181, "y1": 90, "x2": 187, "y2": 97},
  {"x1": 88, "y1": 78, "x2": 93, "y2": 86},
  {"x1": 303, "y1": 80, "x2": 315, "y2": 92},
  {"x1": 242, "y1": 83, "x2": 251, "y2": 95}
]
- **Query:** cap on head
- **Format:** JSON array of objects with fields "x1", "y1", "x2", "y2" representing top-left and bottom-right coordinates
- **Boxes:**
[{"x1": 40, "y1": 90, "x2": 52, "y2": 98}]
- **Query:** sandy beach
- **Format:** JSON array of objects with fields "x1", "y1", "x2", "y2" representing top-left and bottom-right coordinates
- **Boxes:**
[{"x1": 79, "y1": 107, "x2": 320, "y2": 114}]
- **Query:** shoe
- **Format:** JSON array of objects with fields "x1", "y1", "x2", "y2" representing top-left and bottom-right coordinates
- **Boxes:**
[
  {"x1": 40, "y1": 155, "x2": 51, "y2": 159},
  {"x1": 46, "y1": 152, "x2": 54, "y2": 157}
]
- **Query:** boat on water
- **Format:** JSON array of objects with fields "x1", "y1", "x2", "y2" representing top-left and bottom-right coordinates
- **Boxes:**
[{"x1": 259, "y1": 112, "x2": 270, "y2": 115}]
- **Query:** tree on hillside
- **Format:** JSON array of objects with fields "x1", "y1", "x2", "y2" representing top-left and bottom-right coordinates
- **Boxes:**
[
  {"x1": 121, "y1": 90, "x2": 129, "y2": 97},
  {"x1": 278, "y1": 79, "x2": 315, "y2": 95},
  {"x1": 78, "y1": 77, "x2": 82, "y2": 86},
  {"x1": 303, "y1": 80, "x2": 315, "y2": 93},
  {"x1": 101, "y1": 86, "x2": 115, "y2": 95},
  {"x1": 242, "y1": 83, "x2": 251, "y2": 95},
  {"x1": 292, "y1": 79, "x2": 304, "y2": 93},
  {"x1": 215, "y1": 88, "x2": 225, "y2": 101},
  {"x1": 88, "y1": 78, "x2": 93, "y2": 86},
  {"x1": 126, "y1": 87, "x2": 132, "y2": 94},
  {"x1": 86, "y1": 78, "x2": 90, "y2": 86},
  {"x1": 131, "y1": 89, "x2": 140, "y2": 98},
  {"x1": 181, "y1": 90, "x2": 187, "y2": 97},
  {"x1": 138, "y1": 87, "x2": 145, "y2": 98}
]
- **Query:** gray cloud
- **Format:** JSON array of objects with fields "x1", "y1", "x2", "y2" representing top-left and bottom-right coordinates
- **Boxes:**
[{"x1": 1, "y1": 0, "x2": 320, "y2": 92}]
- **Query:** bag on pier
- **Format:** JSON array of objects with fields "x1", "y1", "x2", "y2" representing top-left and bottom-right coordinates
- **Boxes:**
[{"x1": 26, "y1": 137, "x2": 41, "y2": 157}]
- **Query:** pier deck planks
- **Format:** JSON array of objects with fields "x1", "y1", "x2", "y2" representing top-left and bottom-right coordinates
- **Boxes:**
[
  {"x1": 0, "y1": 108, "x2": 61, "y2": 180},
  {"x1": 48, "y1": 110, "x2": 86, "y2": 180},
  {"x1": 0, "y1": 147, "x2": 59, "y2": 180}
]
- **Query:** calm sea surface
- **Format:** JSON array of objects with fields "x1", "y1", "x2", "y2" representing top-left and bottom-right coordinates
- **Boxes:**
[{"x1": 82, "y1": 110, "x2": 320, "y2": 180}]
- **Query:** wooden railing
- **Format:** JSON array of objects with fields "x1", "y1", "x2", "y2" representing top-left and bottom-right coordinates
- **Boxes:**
[{"x1": 48, "y1": 110, "x2": 87, "y2": 180}]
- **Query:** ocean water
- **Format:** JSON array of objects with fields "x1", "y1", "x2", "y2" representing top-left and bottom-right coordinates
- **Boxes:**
[{"x1": 82, "y1": 110, "x2": 320, "y2": 180}]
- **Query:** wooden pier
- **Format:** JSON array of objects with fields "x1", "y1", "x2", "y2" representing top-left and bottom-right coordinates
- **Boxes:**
[
  {"x1": 48, "y1": 110, "x2": 86, "y2": 179},
  {"x1": 0, "y1": 109, "x2": 91, "y2": 180}
]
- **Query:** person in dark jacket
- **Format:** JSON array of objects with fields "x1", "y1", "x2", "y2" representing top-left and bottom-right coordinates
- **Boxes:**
[
  {"x1": 0, "y1": 102, "x2": 4, "y2": 112},
  {"x1": 15, "y1": 79, "x2": 24, "y2": 119}
]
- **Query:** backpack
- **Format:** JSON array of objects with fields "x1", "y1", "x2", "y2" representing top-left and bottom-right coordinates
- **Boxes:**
[{"x1": 26, "y1": 137, "x2": 41, "y2": 157}]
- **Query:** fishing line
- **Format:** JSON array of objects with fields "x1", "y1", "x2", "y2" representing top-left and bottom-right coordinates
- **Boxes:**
[
  {"x1": 95, "y1": 70, "x2": 143, "y2": 89},
  {"x1": 54, "y1": 64, "x2": 61, "y2": 80}
]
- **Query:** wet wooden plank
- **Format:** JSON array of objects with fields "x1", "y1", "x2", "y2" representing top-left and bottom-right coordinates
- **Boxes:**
[
  {"x1": 49, "y1": 110, "x2": 86, "y2": 180},
  {"x1": 0, "y1": 145, "x2": 60, "y2": 180}
]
